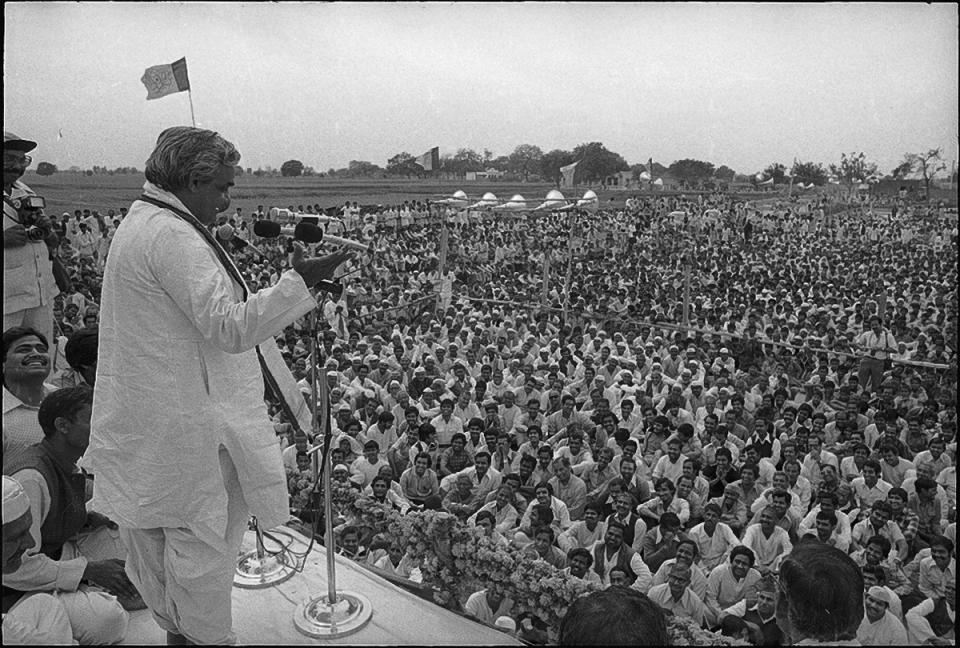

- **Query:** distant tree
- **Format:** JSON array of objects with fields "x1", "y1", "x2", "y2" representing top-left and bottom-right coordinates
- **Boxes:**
[
  {"x1": 790, "y1": 160, "x2": 827, "y2": 186},
  {"x1": 302, "y1": 166, "x2": 316, "y2": 177},
  {"x1": 326, "y1": 168, "x2": 338, "y2": 178},
  {"x1": 347, "y1": 160, "x2": 382, "y2": 177},
  {"x1": 483, "y1": 149, "x2": 493, "y2": 167},
  {"x1": 35, "y1": 161, "x2": 57, "y2": 176},
  {"x1": 714, "y1": 165, "x2": 736, "y2": 182},
  {"x1": 571, "y1": 142, "x2": 629, "y2": 183},
  {"x1": 84, "y1": 169, "x2": 93, "y2": 176},
  {"x1": 889, "y1": 160, "x2": 912, "y2": 180},
  {"x1": 253, "y1": 167, "x2": 265, "y2": 177},
  {"x1": 490, "y1": 155, "x2": 511, "y2": 171},
  {"x1": 507, "y1": 144, "x2": 544, "y2": 181},
  {"x1": 668, "y1": 159, "x2": 716, "y2": 185},
  {"x1": 540, "y1": 149, "x2": 575, "y2": 187},
  {"x1": 281, "y1": 159, "x2": 305, "y2": 177},
  {"x1": 759, "y1": 162, "x2": 787, "y2": 184},
  {"x1": 453, "y1": 148, "x2": 484, "y2": 173},
  {"x1": 233, "y1": 166, "x2": 243, "y2": 176},
  {"x1": 386, "y1": 152, "x2": 421, "y2": 178},
  {"x1": 245, "y1": 167, "x2": 252, "y2": 175},
  {"x1": 899, "y1": 148, "x2": 946, "y2": 199},
  {"x1": 828, "y1": 152, "x2": 879, "y2": 198}
]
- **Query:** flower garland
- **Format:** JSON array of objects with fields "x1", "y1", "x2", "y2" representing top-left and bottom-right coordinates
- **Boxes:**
[
  {"x1": 343, "y1": 496, "x2": 743, "y2": 644},
  {"x1": 284, "y1": 468, "x2": 361, "y2": 516},
  {"x1": 285, "y1": 468, "x2": 314, "y2": 512}
]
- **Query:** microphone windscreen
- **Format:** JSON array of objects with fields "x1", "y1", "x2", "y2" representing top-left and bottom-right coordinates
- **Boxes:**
[
  {"x1": 253, "y1": 220, "x2": 282, "y2": 238},
  {"x1": 216, "y1": 224, "x2": 235, "y2": 240},
  {"x1": 294, "y1": 222, "x2": 325, "y2": 244}
]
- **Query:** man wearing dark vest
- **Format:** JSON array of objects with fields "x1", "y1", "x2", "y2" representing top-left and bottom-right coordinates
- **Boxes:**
[
  {"x1": 2, "y1": 386, "x2": 132, "y2": 644},
  {"x1": 720, "y1": 574, "x2": 785, "y2": 646},
  {"x1": 604, "y1": 491, "x2": 647, "y2": 552},
  {"x1": 592, "y1": 521, "x2": 651, "y2": 591}
]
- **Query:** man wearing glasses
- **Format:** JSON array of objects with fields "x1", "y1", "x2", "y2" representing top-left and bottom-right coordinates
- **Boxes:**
[{"x1": 3, "y1": 132, "x2": 59, "y2": 345}]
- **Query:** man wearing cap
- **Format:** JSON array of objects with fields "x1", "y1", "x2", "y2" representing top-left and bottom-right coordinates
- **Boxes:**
[
  {"x1": 4, "y1": 132, "x2": 60, "y2": 347},
  {"x1": 856, "y1": 585, "x2": 908, "y2": 645},
  {"x1": 710, "y1": 348, "x2": 735, "y2": 376},
  {"x1": 2, "y1": 475, "x2": 75, "y2": 644}
]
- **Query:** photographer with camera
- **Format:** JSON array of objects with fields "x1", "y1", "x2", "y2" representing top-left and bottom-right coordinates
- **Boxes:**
[{"x1": 3, "y1": 131, "x2": 60, "y2": 347}]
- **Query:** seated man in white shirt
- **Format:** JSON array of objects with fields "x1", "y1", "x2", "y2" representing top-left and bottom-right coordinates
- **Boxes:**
[
  {"x1": 1, "y1": 475, "x2": 74, "y2": 645},
  {"x1": 741, "y1": 506, "x2": 793, "y2": 575},
  {"x1": 558, "y1": 500, "x2": 607, "y2": 553},
  {"x1": 647, "y1": 562, "x2": 709, "y2": 627},
  {"x1": 797, "y1": 490, "x2": 851, "y2": 551},
  {"x1": 856, "y1": 585, "x2": 908, "y2": 646},
  {"x1": 560, "y1": 547, "x2": 602, "y2": 585},
  {"x1": 463, "y1": 583, "x2": 514, "y2": 626},
  {"x1": 350, "y1": 439, "x2": 388, "y2": 489},
  {"x1": 705, "y1": 545, "x2": 762, "y2": 614},
  {"x1": 687, "y1": 502, "x2": 742, "y2": 573},
  {"x1": 850, "y1": 499, "x2": 908, "y2": 561},
  {"x1": 648, "y1": 539, "x2": 709, "y2": 602},
  {"x1": 281, "y1": 431, "x2": 312, "y2": 472}
]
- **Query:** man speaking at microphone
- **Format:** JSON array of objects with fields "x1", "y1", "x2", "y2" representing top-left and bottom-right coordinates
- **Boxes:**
[{"x1": 87, "y1": 126, "x2": 352, "y2": 645}]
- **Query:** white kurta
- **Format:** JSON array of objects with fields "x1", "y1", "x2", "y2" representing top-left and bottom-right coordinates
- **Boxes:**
[{"x1": 89, "y1": 183, "x2": 317, "y2": 544}]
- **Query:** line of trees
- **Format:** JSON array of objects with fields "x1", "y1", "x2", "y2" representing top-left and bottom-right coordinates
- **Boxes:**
[{"x1": 35, "y1": 146, "x2": 951, "y2": 195}]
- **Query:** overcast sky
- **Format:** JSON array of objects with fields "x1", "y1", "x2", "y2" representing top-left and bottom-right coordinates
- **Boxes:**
[{"x1": 4, "y1": 2, "x2": 958, "y2": 174}]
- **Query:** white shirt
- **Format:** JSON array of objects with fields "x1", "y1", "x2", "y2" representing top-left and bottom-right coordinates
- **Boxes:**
[
  {"x1": 741, "y1": 525, "x2": 792, "y2": 572},
  {"x1": 856, "y1": 610, "x2": 907, "y2": 646},
  {"x1": 687, "y1": 522, "x2": 742, "y2": 572},
  {"x1": 2, "y1": 384, "x2": 56, "y2": 455},
  {"x1": 647, "y1": 583, "x2": 708, "y2": 626}
]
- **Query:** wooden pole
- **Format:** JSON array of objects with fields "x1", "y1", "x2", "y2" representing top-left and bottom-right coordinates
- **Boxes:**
[
  {"x1": 435, "y1": 203, "x2": 449, "y2": 313},
  {"x1": 561, "y1": 211, "x2": 577, "y2": 323},
  {"x1": 540, "y1": 249, "x2": 551, "y2": 309},
  {"x1": 187, "y1": 89, "x2": 197, "y2": 127},
  {"x1": 682, "y1": 253, "x2": 692, "y2": 331}
]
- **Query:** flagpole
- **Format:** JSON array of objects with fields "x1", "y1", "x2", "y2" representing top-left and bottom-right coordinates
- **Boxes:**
[{"x1": 187, "y1": 89, "x2": 196, "y2": 127}]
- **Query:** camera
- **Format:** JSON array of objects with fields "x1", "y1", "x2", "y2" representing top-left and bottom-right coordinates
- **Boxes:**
[{"x1": 12, "y1": 194, "x2": 49, "y2": 241}]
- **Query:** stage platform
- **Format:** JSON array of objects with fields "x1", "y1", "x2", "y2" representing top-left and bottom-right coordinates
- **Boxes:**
[{"x1": 122, "y1": 524, "x2": 522, "y2": 645}]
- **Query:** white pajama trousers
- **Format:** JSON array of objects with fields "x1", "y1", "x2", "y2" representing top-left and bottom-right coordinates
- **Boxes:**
[{"x1": 118, "y1": 448, "x2": 250, "y2": 645}]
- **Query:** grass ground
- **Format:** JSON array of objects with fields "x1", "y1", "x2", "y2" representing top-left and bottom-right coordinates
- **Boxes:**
[{"x1": 21, "y1": 172, "x2": 578, "y2": 217}]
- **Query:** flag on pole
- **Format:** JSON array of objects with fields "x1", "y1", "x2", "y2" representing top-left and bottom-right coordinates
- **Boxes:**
[
  {"x1": 415, "y1": 147, "x2": 440, "y2": 171},
  {"x1": 141, "y1": 57, "x2": 191, "y2": 100},
  {"x1": 560, "y1": 160, "x2": 579, "y2": 187}
]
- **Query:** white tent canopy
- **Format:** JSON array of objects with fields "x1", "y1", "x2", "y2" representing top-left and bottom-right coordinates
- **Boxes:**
[
  {"x1": 465, "y1": 192, "x2": 498, "y2": 210},
  {"x1": 533, "y1": 189, "x2": 569, "y2": 211}
]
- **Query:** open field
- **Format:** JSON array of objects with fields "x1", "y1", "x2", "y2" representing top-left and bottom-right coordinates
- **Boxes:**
[
  {"x1": 22, "y1": 172, "x2": 573, "y2": 217},
  {"x1": 24, "y1": 172, "x2": 954, "y2": 218}
]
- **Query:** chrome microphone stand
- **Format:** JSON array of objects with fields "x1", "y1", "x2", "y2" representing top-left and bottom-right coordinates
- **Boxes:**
[{"x1": 294, "y1": 292, "x2": 372, "y2": 638}]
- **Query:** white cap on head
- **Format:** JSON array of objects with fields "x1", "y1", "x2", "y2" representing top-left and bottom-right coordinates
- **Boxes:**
[
  {"x1": 2, "y1": 476, "x2": 30, "y2": 524},
  {"x1": 494, "y1": 616, "x2": 517, "y2": 632}
]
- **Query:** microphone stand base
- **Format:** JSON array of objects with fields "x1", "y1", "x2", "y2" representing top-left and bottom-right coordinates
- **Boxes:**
[
  {"x1": 234, "y1": 549, "x2": 297, "y2": 589},
  {"x1": 294, "y1": 591, "x2": 373, "y2": 638}
]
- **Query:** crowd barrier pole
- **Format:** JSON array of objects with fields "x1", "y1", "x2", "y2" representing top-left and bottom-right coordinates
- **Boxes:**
[{"x1": 460, "y1": 296, "x2": 951, "y2": 372}]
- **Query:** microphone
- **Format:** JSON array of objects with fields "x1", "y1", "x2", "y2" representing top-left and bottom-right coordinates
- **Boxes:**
[
  {"x1": 321, "y1": 234, "x2": 375, "y2": 254},
  {"x1": 253, "y1": 220, "x2": 325, "y2": 243},
  {"x1": 216, "y1": 224, "x2": 250, "y2": 251},
  {"x1": 268, "y1": 208, "x2": 344, "y2": 228}
]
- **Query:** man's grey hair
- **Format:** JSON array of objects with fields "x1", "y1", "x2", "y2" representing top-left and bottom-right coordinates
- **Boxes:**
[{"x1": 144, "y1": 126, "x2": 240, "y2": 192}]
